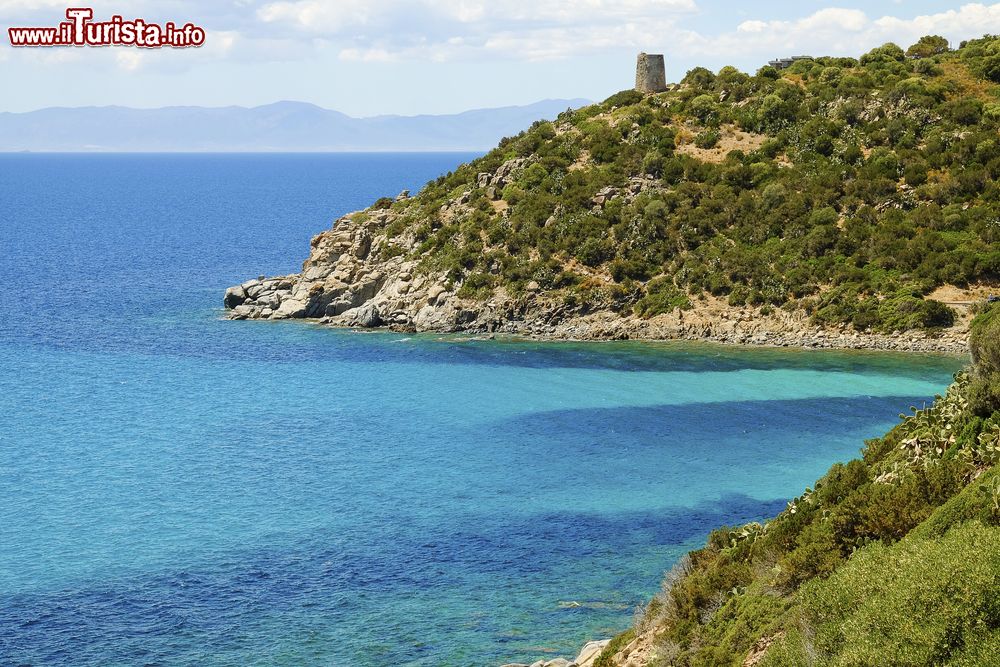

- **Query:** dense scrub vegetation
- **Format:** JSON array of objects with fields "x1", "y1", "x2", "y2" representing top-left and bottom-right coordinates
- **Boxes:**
[
  {"x1": 370, "y1": 35, "x2": 1000, "y2": 332},
  {"x1": 593, "y1": 303, "x2": 1000, "y2": 666}
]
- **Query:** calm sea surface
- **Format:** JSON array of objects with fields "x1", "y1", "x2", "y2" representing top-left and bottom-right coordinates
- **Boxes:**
[{"x1": 0, "y1": 154, "x2": 964, "y2": 666}]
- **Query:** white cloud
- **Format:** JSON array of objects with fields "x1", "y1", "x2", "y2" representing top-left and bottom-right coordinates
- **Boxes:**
[
  {"x1": 873, "y1": 3, "x2": 1000, "y2": 36},
  {"x1": 7, "y1": 1, "x2": 1000, "y2": 78},
  {"x1": 338, "y1": 46, "x2": 394, "y2": 63},
  {"x1": 334, "y1": 18, "x2": 698, "y2": 63},
  {"x1": 257, "y1": 0, "x2": 697, "y2": 31},
  {"x1": 737, "y1": 20, "x2": 768, "y2": 34},
  {"x1": 108, "y1": 29, "x2": 239, "y2": 72},
  {"x1": 256, "y1": 0, "x2": 698, "y2": 61},
  {"x1": 115, "y1": 49, "x2": 144, "y2": 72},
  {"x1": 257, "y1": 0, "x2": 376, "y2": 32},
  {"x1": 250, "y1": 1, "x2": 1000, "y2": 65},
  {"x1": 802, "y1": 8, "x2": 868, "y2": 32},
  {"x1": 5, "y1": 44, "x2": 82, "y2": 64},
  {"x1": 703, "y1": 3, "x2": 1000, "y2": 61}
]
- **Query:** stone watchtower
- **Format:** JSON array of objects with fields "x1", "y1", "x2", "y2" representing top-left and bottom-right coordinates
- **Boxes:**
[{"x1": 635, "y1": 53, "x2": 667, "y2": 93}]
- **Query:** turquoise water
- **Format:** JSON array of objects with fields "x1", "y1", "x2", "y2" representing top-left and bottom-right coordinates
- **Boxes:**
[{"x1": 0, "y1": 155, "x2": 965, "y2": 666}]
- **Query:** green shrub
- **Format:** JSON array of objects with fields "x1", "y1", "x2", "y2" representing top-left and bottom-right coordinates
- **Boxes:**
[
  {"x1": 971, "y1": 304, "x2": 1000, "y2": 376},
  {"x1": 634, "y1": 277, "x2": 691, "y2": 317},
  {"x1": 947, "y1": 628, "x2": 1000, "y2": 666},
  {"x1": 575, "y1": 237, "x2": 613, "y2": 267},
  {"x1": 694, "y1": 129, "x2": 720, "y2": 149},
  {"x1": 970, "y1": 304, "x2": 1000, "y2": 415},
  {"x1": 603, "y1": 89, "x2": 645, "y2": 108},
  {"x1": 875, "y1": 290, "x2": 955, "y2": 331},
  {"x1": 906, "y1": 35, "x2": 950, "y2": 59},
  {"x1": 812, "y1": 287, "x2": 955, "y2": 332},
  {"x1": 682, "y1": 67, "x2": 716, "y2": 88},
  {"x1": 689, "y1": 95, "x2": 718, "y2": 123},
  {"x1": 582, "y1": 121, "x2": 621, "y2": 163},
  {"x1": 792, "y1": 522, "x2": 1000, "y2": 665},
  {"x1": 912, "y1": 468, "x2": 1000, "y2": 538},
  {"x1": 593, "y1": 628, "x2": 635, "y2": 667},
  {"x1": 861, "y1": 42, "x2": 906, "y2": 66},
  {"x1": 456, "y1": 272, "x2": 494, "y2": 299}
]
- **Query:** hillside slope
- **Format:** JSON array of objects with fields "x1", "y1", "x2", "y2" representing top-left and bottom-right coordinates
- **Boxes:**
[
  {"x1": 585, "y1": 302, "x2": 1000, "y2": 667},
  {"x1": 226, "y1": 37, "x2": 1000, "y2": 352}
]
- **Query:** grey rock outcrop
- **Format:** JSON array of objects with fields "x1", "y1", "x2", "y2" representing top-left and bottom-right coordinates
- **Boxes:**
[
  {"x1": 223, "y1": 156, "x2": 551, "y2": 334},
  {"x1": 477, "y1": 156, "x2": 533, "y2": 199},
  {"x1": 222, "y1": 209, "x2": 465, "y2": 329}
]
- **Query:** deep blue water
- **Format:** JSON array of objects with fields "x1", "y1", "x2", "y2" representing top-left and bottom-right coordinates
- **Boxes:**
[{"x1": 0, "y1": 154, "x2": 965, "y2": 666}]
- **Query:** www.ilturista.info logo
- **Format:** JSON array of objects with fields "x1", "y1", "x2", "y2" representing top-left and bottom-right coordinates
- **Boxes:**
[{"x1": 8, "y1": 8, "x2": 205, "y2": 47}]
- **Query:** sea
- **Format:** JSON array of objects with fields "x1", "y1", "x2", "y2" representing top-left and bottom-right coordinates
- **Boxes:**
[{"x1": 0, "y1": 153, "x2": 965, "y2": 666}]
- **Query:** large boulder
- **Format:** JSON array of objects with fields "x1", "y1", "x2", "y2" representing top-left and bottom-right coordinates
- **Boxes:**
[
  {"x1": 354, "y1": 302, "x2": 382, "y2": 328},
  {"x1": 223, "y1": 285, "x2": 246, "y2": 309},
  {"x1": 274, "y1": 298, "x2": 308, "y2": 319},
  {"x1": 427, "y1": 284, "x2": 447, "y2": 306},
  {"x1": 575, "y1": 640, "x2": 610, "y2": 667}
]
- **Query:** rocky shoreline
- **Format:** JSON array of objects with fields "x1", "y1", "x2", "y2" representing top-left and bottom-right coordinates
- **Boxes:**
[
  {"x1": 225, "y1": 267, "x2": 970, "y2": 355},
  {"x1": 501, "y1": 639, "x2": 611, "y2": 667},
  {"x1": 450, "y1": 309, "x2": 970, "y2": 354},
  {"x1": 226, "y1": 299, "x2": 970, "y2": 355}
]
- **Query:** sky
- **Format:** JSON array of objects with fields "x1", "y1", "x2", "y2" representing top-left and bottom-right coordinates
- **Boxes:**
[{"x1": 2, "y1": 1, "x2": 1000, "y2": 115}]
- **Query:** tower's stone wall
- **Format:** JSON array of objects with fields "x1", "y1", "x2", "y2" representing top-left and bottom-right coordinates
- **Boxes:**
[{"x1": 635, "y1": 53, "x2": 667, "y2": 93}]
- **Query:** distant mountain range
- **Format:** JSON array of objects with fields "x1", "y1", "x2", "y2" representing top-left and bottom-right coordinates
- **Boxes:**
[{"x1": 0, "y1": 99, "x2": 591, "y2": 152}]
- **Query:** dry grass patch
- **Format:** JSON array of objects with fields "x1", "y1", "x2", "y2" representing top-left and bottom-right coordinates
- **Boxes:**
[
  {"x1": 939, "y1": 61, "x2": 999, "y2": 101},
  {"x1": 676, "y1": 125, "x2": 768, "y2": 163}
]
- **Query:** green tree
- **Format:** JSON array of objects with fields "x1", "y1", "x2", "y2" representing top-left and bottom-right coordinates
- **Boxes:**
[
  {"x1": 682, "y1": 66, "x2": 716, "y2": 89},
  {"x1": 906, "y1": 35, "x2": 950, "y2": 58},
  {"x1": 980, "y1": 55, "x2": 1000, "y2": 83},
  {"x1": 861, "y1": 42, "x2": 906, "y2": 65},
  {"x1": 689, "y1": 94, "x2": 718, "y2": 122}
]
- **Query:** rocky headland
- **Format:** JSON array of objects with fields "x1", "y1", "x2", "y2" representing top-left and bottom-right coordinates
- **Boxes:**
[{"x1": 223, "y1": 176, "x2": 972, "y2": 355}]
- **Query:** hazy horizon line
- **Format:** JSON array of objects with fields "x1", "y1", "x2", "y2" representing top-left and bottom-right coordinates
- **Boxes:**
[{"x1": 0, "y1": 97, "x2": 594, "y2": 120}]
